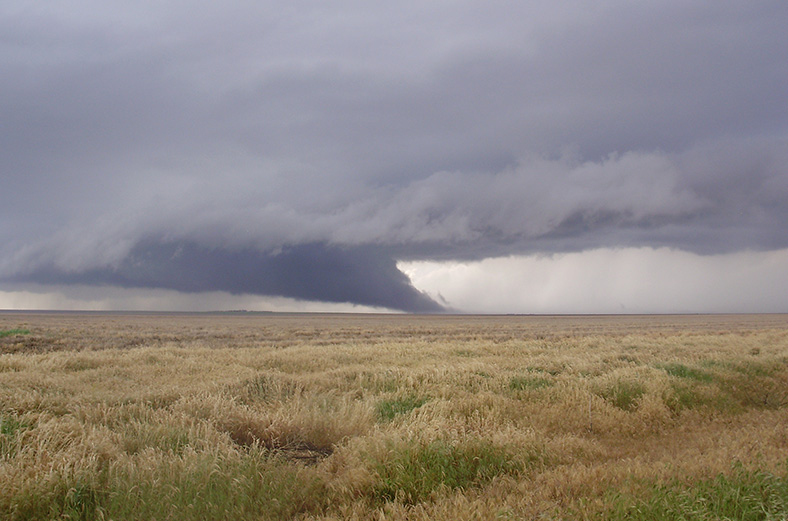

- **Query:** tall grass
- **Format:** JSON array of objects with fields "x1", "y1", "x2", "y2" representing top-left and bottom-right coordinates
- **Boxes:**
[
  {"x1": 658, "y1": 362, "x2": 713, "y2": 382},
  {"x1": 603, "y1": 463, "x2": 788, "y2": 521},
  {"x1": 369, "y1": 439, "x2": 523, "y2": 504},
  {"x1": 0, "y1": 312, "x2": 786, "y2": 520},
  {"x1": 375, "y1": 395, "x2": 429, "y2": 422}
]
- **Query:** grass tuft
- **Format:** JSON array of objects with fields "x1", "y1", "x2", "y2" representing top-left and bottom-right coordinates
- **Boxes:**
[
  {"x1": 658, "y1": 362, "x2": 714, "y2": 382},
  {"x1": 598, "y1": 380, "x2": 647, "y2": 411},
  {"x1": 663, "y1": 382, "x2": 730, "y2": 413},
  {"x1": 106, "y1": 451, "x2": 328, "y2": 521},
  {"x1": 603, "y1": 463, "x2": 788, "y2": 521},
  {"x1": 0, "y1": 329, "x2": 31, "y2": 338},
  {"x1": 1, "y1": 414, "x2": 30, "y2": 458},
  {"x1": 375, "y1": 395, "x2": 429, "y2": 422},
  {"x1": 241, "y1": 373, "x2": 302, "y2": 402},
  {"x1": 63, "y1": 481, "x2": 107, "y2": 521},
  {"x1": 370, "y1": 439, "x2": 522, "y2": 504}
]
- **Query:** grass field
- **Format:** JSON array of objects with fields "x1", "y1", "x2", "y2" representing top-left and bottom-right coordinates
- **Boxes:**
[{"x1": 1, "y1": 312, "x2": 787, "y2": 520}]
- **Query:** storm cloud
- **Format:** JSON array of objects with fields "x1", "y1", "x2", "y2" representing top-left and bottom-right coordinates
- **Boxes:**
[
  {"x1": 2, "y1": 1, "x2": 787, "y2": 311},
  {"x1": 7, "y1": 240, "x2": 443, "y2": 312}
]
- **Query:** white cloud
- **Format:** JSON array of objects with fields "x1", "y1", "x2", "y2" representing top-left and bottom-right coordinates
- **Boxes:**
[{"x1": 400, "y1": 247, "x2": 788, "y2": 314}]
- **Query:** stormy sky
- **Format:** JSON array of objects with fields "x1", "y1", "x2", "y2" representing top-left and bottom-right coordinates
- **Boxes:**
[{"x1": 2, "y1": 1, "x2": 787, "y2": 313}]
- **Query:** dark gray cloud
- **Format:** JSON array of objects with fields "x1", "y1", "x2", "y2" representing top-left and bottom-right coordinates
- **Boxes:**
[
  {"x1": 7, "y1": 240, "x2": 443, "y2": 312},
  {"x1": 2, "y1": 1, "x2": 787, "y2": 311}
]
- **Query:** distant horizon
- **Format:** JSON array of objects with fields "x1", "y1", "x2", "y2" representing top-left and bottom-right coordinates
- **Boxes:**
[{"x1": 3, "y1": 309, "x2": 787, "y2": 318}]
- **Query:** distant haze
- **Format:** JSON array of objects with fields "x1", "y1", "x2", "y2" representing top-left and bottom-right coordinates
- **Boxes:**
[{"x1": 2, "y1": 2, "x2": 787, "y2": 312}]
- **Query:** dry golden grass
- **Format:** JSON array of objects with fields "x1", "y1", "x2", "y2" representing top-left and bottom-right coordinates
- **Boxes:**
[{"x1": 1, "y1": 312, "x2": 787, "y2": 520}]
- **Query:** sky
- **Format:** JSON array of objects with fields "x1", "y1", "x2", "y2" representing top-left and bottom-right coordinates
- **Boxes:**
[{"x1": 1, "y1": 1, "x2": 787, "y2": 313}]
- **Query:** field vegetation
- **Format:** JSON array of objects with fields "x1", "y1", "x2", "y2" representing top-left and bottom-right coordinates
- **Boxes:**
[{"x1": 1, "y1": 312, "x2": 787, "y2": 520}]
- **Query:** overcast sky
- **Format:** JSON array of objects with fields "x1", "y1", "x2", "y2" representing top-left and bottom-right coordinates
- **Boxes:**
[{"x1": 2, "y1": 1, "x2": 787, "y2": 313}]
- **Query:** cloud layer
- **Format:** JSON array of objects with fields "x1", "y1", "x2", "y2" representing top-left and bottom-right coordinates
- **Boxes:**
[{"x1": 2, "y1": 2, "x2": 787, "y2": 311}]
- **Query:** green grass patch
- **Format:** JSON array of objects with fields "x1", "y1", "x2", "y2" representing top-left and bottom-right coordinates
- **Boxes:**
[
  {"x1": 1, "y1": 414, "x2": 30, "y2": 459},
  {"x1": 598, "y1": 381, "x2": 646, "y2": 411},
  {"x1": 370, "y1": 440, "x2": 522, "y2": 504},
  {"x1": 0, "y1": 415, "x2": 27, "y2": 437},
  {"x1": 64, "y1": 481, "x2": 107, "y2": 521},
  {"x1": 658, "y1": 362, "x2": 714, "y2": 382},
  {"x1": 660, "y1": 360, "x2": 788, "y2": 413},
  {"x1": 664, "y1": 383, "x2": 733, "y2": 414},
  {"x1": 0, "y1": 329, "x2": 31, "y2": 338},
  {"x1": 602, "y1": 463, "x2": 788, "y2": 521},
  {"x1": 664, "y1": 383, "x2": 699, "y2": 413},
  {"x1": 106, "y1": 452, "x2": 326, "y2": 521},
  {"x1": 702, "y1": 359, "x2": 780, "y2": 377},
  {"x1": 691, "y1": 359, "x2": 788, "y2": 410},
  {"x1": 3, "y1": 452, "x2": 328, "y2": 521},
  {"x1": 376, "y1": 395, "x2": 428, "y2": 422}
]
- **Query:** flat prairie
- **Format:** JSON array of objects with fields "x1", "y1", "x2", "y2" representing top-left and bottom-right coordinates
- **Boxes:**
[{"x1": 1, "y1": 312, "x2": 787, "y2": 520}]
